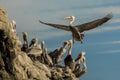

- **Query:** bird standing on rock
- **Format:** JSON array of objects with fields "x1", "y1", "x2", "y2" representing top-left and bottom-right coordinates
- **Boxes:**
[
  {"x1": 64, "y1": 40, "x2": 75, "y2": 71},
  {"x1": 75, "y1": 51, "x2": 87, "y2": 69},
  {"x1": 41, "y1": 40, "x2": 45, "y2": 52},
  {"x1": 49, "y1": 40, "x2": 68, "y2": 65},
  {"x1": 29, "y1": 37, "x2": 38, "y2": 48},
  {"x1": 10, "y1": 20, "x2": 16, "y2": 33},
  {"x1": 22, "y1": 32, "x2": 28, "y2": 46},
  {"x1": 21, "y1": 32, "x2": 29, "y2": 52}
]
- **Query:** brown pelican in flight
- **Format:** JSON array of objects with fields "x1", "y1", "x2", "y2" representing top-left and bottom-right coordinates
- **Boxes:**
[{"x1": 39, "y1": 13, "x2": 112, "y2": 43}]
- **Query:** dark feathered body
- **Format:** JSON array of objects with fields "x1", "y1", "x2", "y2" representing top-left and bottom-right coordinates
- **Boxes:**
[
  {"x1": 64, "y1": 54, "x2": 75, "y2": 71},
  {"x1": 39, "y1": 13, "x2": 112, "y2": 43},
  {"x1": 29, "y1": 38, "x2": 37, "y2": 47}
]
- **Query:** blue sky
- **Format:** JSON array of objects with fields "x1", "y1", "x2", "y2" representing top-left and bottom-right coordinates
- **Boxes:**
[{"x1": 1, "y1": 0, "x2": 120, "y2": 80}]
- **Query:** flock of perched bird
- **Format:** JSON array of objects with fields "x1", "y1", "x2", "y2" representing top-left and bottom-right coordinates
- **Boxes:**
[
  {"x1": 10, "y1": 13, "x2": 112, "y2": 77},
  {"x1": 21, "y1": 33, "x2": 87, "y2": 71}
]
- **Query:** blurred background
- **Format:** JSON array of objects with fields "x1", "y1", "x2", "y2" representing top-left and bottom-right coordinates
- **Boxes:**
[{"x1": 0, "y1": 0, "x2": 120, "y2": 80}]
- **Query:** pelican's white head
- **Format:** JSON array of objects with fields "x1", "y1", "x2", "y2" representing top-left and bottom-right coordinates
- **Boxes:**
[
  {"x1": 80, "y1": 51, "x2": 86, "y2": 56},
  {"x1": 63, "y1": 16, "x2": 75, "y2": 26}
]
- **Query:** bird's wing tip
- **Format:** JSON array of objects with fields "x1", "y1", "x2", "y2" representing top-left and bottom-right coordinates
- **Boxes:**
[
  {"x1": 39, "y1": 20, "x2": 46, "y2": 24},
  {"x1": 39, "y1": 20, "x2": 42, "y2": 23},
  {"x1": 106, "y1": 12, "x2": 113, "y2": 19}
]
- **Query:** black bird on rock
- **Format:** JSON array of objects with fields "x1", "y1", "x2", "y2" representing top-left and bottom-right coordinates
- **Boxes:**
[
  {"x1": 39, "y1": 13, "x2": 112, "y2": 43},
  {"x1": 49, "y1": 40, "x2": 68, "y2": 65},
  {"x1": 21, "y1": 32, "x2": 29, "y2": 52},
  {"x1": 29, "y1": 37, "x2": 38, "y2": 48},
  {"x1": 64, "y1": 40, "x2": 75, "y2": 71}
]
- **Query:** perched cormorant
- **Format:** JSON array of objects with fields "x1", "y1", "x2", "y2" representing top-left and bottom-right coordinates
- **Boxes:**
[{"x1": 29, "y1": 37, "x2": 38, "y2": 48}]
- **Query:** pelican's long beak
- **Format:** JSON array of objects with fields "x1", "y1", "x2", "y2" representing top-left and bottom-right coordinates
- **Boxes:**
[
  {"x1": 75, "y1": 56, "x2": 80, "y2": 62},
  {"x1": 63, "y1": 16, "x2": 71, "y2": 20}
]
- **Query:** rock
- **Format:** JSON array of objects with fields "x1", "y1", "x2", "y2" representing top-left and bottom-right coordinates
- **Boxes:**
[
  {"x1": 0, "y1": 7, "x2": 86, "y2": 80},
  {"x1": 0, "y1": 7, "x2": 50, "y2": 80},
  {"x1": 0, "y1": 7, "x2": 8, "y2": 23}
]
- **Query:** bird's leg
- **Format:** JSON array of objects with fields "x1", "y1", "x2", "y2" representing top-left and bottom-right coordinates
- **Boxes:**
[
  {"x1": 81, "y1": 34, "x2": 84, "y2": 44},
  {"x1": 79, "y1": 33, "x2": 83, "y2": 44},
  {"x1": 81, "y1": 40, "x2": 83, "y2": 44},
  {"x1": 73, "y1": 38, "x2": 75, "y2": 44},
  {"x1": 72, "y1": 33, "x2": 75, "y2": 44}
]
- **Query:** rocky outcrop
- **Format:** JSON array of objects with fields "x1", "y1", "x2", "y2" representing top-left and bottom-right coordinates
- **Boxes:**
[
  {"x1": 0, "y1": 7, "x2": 86, "y2": 80},
  {"x1": 0, "y1": 7, "x2": 51, "y2": 80}
]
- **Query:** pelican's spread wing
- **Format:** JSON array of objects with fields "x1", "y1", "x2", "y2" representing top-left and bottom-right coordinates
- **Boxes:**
[
  {"x1": 39, "y1": 20, "x2": 70, "y2": 31},
  {"x1": 75, "y1": 13, "x2": 113, "y2": 32}
]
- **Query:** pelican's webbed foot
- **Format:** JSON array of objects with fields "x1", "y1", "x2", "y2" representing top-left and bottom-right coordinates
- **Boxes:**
[{"x1": 81, "y1": 41, "x2": 83, "y2": 44}]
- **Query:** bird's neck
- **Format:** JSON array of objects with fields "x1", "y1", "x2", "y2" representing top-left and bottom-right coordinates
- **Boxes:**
[
  {"x1": 68, "y1": 45, "x2": 72, "y2": 55},
  {"x1": 69, "y1": 20, "x2": 74, "y2": 26},
  {"x1": 78, "y1": 59, "x2": 81, "y2": 64}
]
